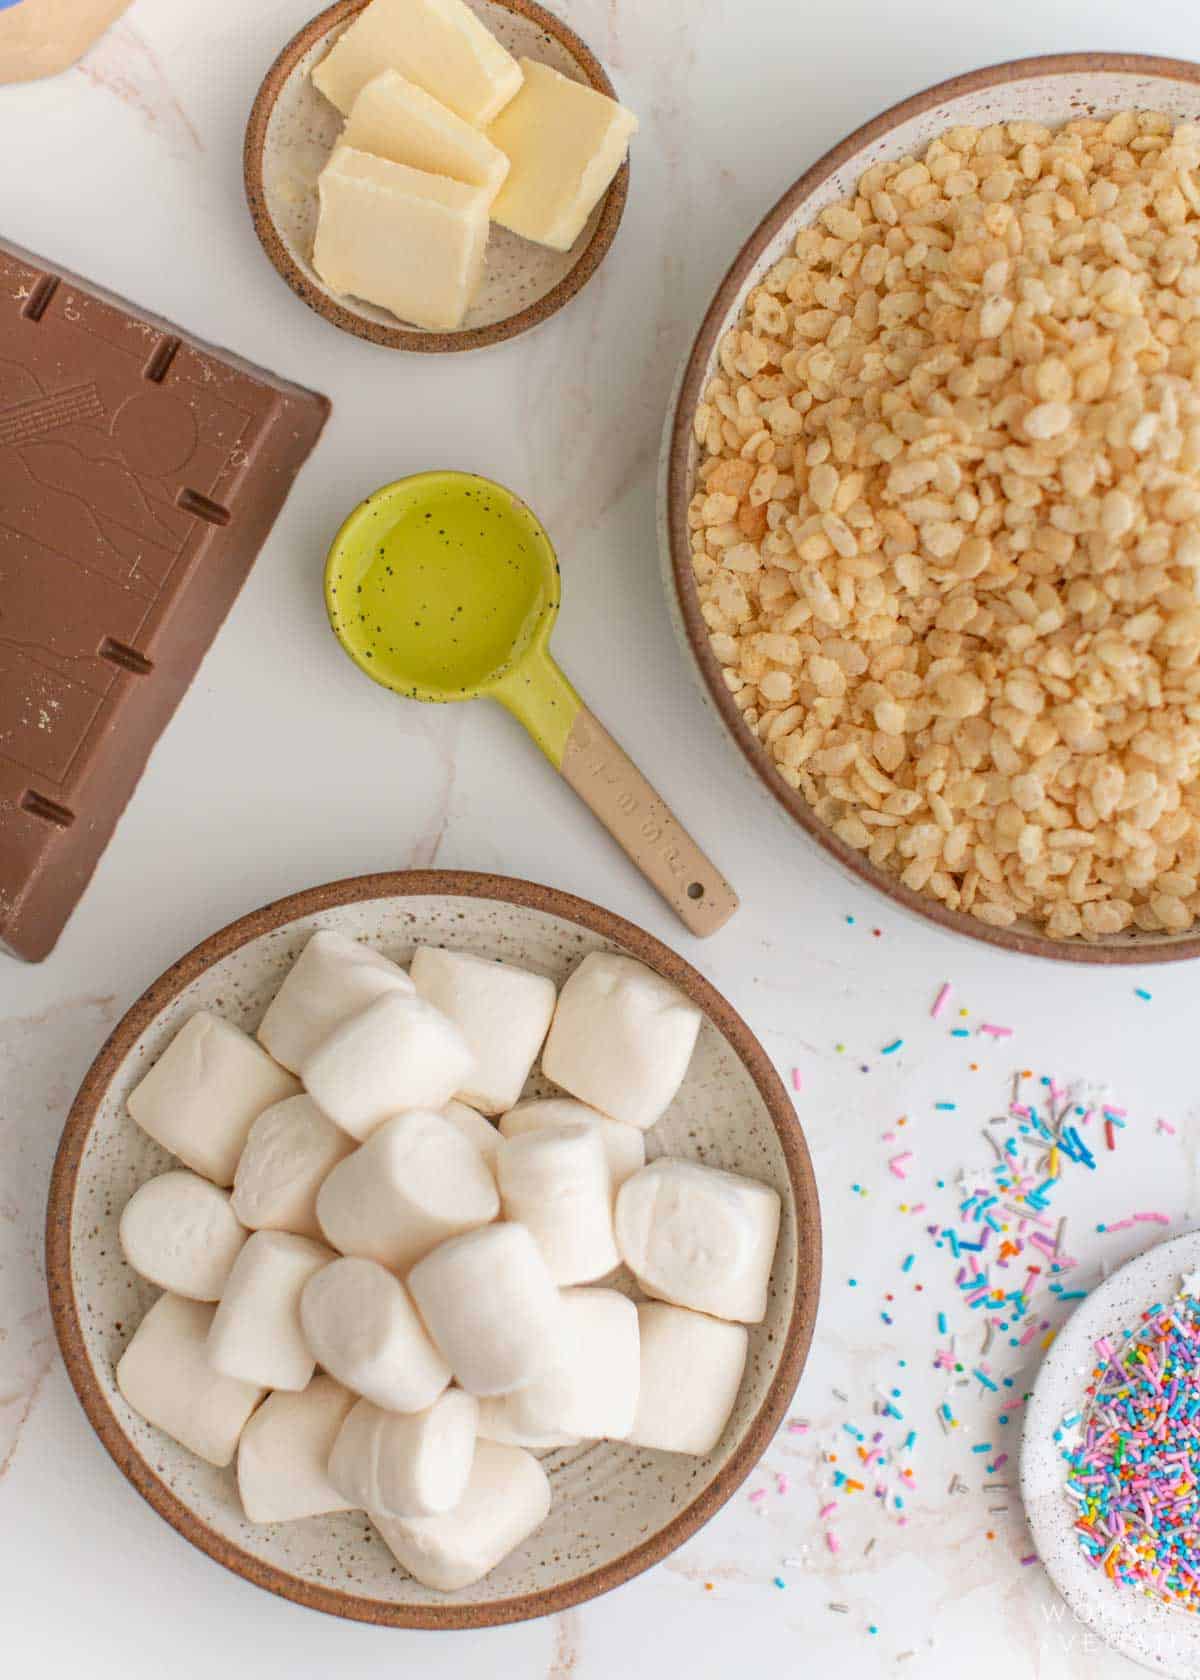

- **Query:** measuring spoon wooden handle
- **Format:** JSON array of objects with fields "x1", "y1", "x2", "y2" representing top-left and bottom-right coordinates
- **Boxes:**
[{"x1": 560, "y1": 706, "x2": 738, "y2": 937}]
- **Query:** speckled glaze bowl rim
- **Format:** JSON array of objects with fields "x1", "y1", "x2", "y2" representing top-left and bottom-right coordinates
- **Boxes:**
[
  {"x1": 45, "y1": 869, "x2": 821, "y2": 1629},
  {"x1": 242, "y1": 0, "x2": 630, "y2": 354},
  {"x1": 664, "y1": 52, "x2": 1200, "y2": 966}
]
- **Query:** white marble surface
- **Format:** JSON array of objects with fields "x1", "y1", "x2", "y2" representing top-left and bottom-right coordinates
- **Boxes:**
[{"x1": 4, "y1": 0, "x2": 1200, "y2": 1674}]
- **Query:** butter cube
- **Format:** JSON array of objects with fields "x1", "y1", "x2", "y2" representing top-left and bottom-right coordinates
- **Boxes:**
[
  {"x1": 313, "y1": 147, "x2": 490, "y2": 331},
  {"x1": 487, "y1": 59, "x2": 637, "y2": 253},
  {"x1": 312, "y1": 0, "x2": 522, "y2": 126},
  {"x1": 343, "y1": 71, "x2": 509, "y2": 201}
]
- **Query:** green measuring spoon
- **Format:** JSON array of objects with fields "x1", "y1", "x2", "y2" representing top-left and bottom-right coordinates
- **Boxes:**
[{"x1": 325, "y1": 470, "x2": 737, "y2": 936}]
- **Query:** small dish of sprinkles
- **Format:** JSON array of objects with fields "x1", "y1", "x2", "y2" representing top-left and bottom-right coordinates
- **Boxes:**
[
  {"x1": 1065, "y1": 1281, "x2": 1200, "y2": 1611},
  {"x1": 1022, "y1": 1233, "x2": 1200, "y2": 1680}
]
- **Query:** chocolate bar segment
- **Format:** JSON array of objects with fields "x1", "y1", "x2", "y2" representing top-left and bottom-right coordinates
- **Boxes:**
[{"x1": 0, "y1": 240, "x2": 330, "y2": 961}]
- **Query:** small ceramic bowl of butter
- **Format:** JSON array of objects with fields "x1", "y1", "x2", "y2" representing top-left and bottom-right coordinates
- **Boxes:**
[{"x1": 244, "y1": 0, "x2": 636, "y2": 351}]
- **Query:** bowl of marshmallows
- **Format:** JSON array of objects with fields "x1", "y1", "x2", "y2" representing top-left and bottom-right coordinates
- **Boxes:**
[{"x1": 47, "y1": 871, "x2": 820, "y2": 1627}]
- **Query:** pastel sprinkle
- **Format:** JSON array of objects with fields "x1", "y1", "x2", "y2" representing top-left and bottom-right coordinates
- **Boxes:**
[
  {"x1": 902, "y1": 1254, "x2": 915, "y2": 1273},
  {"x1": 935, "y1": 1102, "x2": 957, "y2": 1111},
  {"x1": 979, "y1": 1024, "x2": 1014, "y2": 1039},
  {"x1": 951, "y1": 1028, "x2": 970, "y2": 1038},
  {"x1": 790, "y1": 1067, "x2": 802, "y2": 1092},
  {"x1": 889, "y1": 1152, "x2": 914, "y2": 1178},
  {"x1": 825, "y1": 1530, "x2": 841, "y2": 1555},
  {"x1": 1134, "y1": 988, "x2": 1152, "y2": 1001},
  {"x1": 882, "y1": 1039, "x2": 903, "y2": 1055},
  {"x1": 931, "y1": 982, "x2": 952, "y2": 1019},
  {"x1": 748, "y1": 1488, "x2": 766, "y2": 1504}
]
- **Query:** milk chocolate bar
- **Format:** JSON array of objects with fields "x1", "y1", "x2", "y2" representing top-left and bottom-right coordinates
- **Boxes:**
[{"x1": 0, "y1": 240, "x2": 329, "y2": 960}]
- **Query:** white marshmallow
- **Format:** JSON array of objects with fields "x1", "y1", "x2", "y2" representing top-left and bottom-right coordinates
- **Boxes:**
[
  {"x1": 301, "y1": 991, "x2": 475, "y2": 1140},
  {"x1": 300, "y1": 1256, "x2": 450, "y2": 1412},
  {"x1": 231, "y1": 1095, "x2": 355, "y2": 1240},
  {"x1": 407, "y1": 1224, "x2": 564, "y2": 1396},
  {"x1": 494, "y1": 1287, "x2": 639, "y2": 1442},
  {"x1": 329, "y1": 1391, "x2": 478, "y2": 1518},
  {"x1": 475, "y1": 1396, "x2": 577, "y2": 1451},
  {"x1": 440, "y1": 1099, "x2": 500, "y2": 1166},
  {"x1": 500, "y1": 1097, "x2": 644, "y2": 1192},
  {"x1": 127, "y1": 1012, "x2": 300, "y2": 1186},
  {"x1": 116, "y1": 1294, "x2": 265, "y2": 1468},
  {"x1": 626, "y1": 1302, "x2": 748, "y2": 1456},
  {"x1": 207, "y1": 1230, "x2": 334, "y2": 1390},
  {"x1": 257, "y1": 930, "x2": 415, "y2": 1072},
  {"x1": 540, "y1": 953, "x2": 702, "y2": 1130},
  {"x1": 495, "y1": 1124, "x2": 619, "y2": 1284},
  {"x1": 236, "y1": 1376, "x2": 356, "y2": 1523},
  {"x1": 371, "y1": 1441, "x2": 550, "y2": 1591},
  {"x1": 315, "y1": 1109, "x2": 498, "y2": 1271},
  {"x1": 118, "y1": 1170, "x2": 246, "y2": 1300},
  {"x1": 409, "y1": 946, "x2": 556, "y2": 1114},
  {"x1": 615, "y1": 1158, "x2": 781, "y2": 1323}
]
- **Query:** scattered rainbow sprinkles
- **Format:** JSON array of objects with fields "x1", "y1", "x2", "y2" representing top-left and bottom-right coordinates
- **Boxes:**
[
  {"x1": 753, "y1": 942, "x2": 1181, "y2": 1646},
  {"x1": 1063, "y1": 1283, "x2": 1200, "y2": 1614},
  {"x1": 810, "y1": 1050, "x2": 1177, "y2": 1584}
]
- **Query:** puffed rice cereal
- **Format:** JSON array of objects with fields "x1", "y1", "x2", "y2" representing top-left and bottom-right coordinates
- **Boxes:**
[{"x1": 690, "y1": 111, "x2": 1200, "y2": 939}]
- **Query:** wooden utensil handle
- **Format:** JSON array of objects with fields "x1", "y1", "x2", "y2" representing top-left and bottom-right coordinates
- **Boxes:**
[{"x1": 560, "y1": 706, "x2": 738, "y2": 937}]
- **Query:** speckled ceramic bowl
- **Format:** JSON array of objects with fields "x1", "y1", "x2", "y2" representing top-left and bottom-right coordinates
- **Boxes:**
[
  {"x1": 46, "y1": 871, "x2": 820, "y2": 1628},
  {"x1": 662, "y1": 53, "x2": 1200, "y2": 964},
  {"x1": 243, "y1": 0, "x2": 630, "y2": 352},
  {"x1": 1021, "y1": 1230, "x2": 1200, "y2": 1677}
]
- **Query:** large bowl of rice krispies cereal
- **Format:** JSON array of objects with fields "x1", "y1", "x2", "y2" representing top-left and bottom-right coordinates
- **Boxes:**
[{"x1": 664, "y1": 54, "x2": 1200, "y2": 962}]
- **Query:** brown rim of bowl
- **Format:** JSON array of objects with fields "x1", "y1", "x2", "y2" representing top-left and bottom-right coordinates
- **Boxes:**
[
  {"x1": 243, "y1": 0, "x2": 630, "y2": 354},
  {"x1": 666, "y1": 51, "x2": 1200, "y2": 966},
  {"x1": 46, "y1": 869, "x2": 821, "y2": 1629}
]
